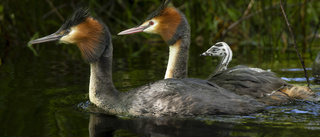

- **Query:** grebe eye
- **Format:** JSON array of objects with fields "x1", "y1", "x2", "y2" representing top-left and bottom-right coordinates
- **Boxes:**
[{"x1": 149, "y1": 21, "x2": 154, "y2": 25}]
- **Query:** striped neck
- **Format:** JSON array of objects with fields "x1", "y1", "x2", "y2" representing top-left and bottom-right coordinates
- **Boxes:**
[
  {"x1": 202, "y1": 42, "x2": 233, "y2": 76},
  {"x1": 218, "y1": 43, "x2": 232, "y2": 72}
]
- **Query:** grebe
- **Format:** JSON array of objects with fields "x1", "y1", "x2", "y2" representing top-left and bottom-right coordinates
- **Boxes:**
[
  {"x1": 29, "y1": 8, "x2": 266, "y2": 117},
  {"x1": 202, "y1": 42, "x2": 320, "y2": 104},
  {"x1": 119, "y1": 0, "x2": 189, "y2": 79},
  {"x1": 118, "y1": 1, "x2": 319, "y2": 104}
]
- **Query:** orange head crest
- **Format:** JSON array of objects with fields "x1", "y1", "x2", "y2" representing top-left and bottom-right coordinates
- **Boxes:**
[
  {"x1": 29, "y1": 8, "x2": 109, "y2": 63},
  {"x1": 118, "y1": 0, "x2": 190, "y2": 45}
]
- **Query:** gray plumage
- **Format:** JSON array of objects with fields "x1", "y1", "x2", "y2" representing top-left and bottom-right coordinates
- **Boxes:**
[
  {"x1": 89, "y1": 33, "x2": 266, "y2": 117},
  {"x1": 209, "y1": 65, "x2": 288, "y2": 99},
  {"x1": 203, "y1": 42, "x2": 289, "y2": 103},
  {"x1": 29, "y1": 9, "x2": 267, "y2": 117}
]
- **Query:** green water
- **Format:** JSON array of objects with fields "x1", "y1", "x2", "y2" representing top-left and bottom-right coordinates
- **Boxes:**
[{"x1": 1, "y1": 0, "x2": 320, "y2": 137}]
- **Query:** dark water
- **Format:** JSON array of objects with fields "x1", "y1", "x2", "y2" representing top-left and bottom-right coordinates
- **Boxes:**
[{"x1": 1, "y1": 1, "x2": 320, "y2": 137}]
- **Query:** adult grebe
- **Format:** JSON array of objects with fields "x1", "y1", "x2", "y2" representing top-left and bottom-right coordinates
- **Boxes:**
[
  {"x1": 29, "y1": 8, "x2": 266, "y2": 117},
  {"x1": 118, "y1": 1, "x2": 319, "y2": 104},
  {"x1": 119, "y1": 0, "x2": 189, "y2": 79},
  {"x1": 202, "y1": 42, "x2": 320, "y2": 104}
]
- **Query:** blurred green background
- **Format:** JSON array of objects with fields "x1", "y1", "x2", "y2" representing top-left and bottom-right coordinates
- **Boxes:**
[{"x1": 1, "y1": 0, "x2": 319, "y2": 69}]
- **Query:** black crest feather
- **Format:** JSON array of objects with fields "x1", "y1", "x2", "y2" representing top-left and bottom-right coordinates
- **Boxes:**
[
  {"x1": 58, "y1": 8, "x2": 90, "y2": 31},
  {"x1": 145, "y1": 0, "x2": 172, "y2": 21}
]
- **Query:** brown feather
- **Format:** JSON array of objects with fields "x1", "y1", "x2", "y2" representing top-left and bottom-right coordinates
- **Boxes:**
[
  {"x1": 154, "y1": 7, "x2": 181, "y2": 42},
  {"x1": 73, "y1": 18, "x2": 104, "y2": 62},
  {"x1": 279, "y1": 86, "x2": 319, "y2": 101}
]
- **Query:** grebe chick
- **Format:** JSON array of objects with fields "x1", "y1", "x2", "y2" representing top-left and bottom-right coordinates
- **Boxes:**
[
  {"x1": 202, "y1": 42, "x2": 320, "y2": 104},
  {"x1": 29, "y1": 9, "x2": 267, "y2": 117}
]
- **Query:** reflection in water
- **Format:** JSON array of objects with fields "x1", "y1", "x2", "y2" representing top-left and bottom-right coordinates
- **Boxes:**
[
  {"x1": 281, "y1": 77, "x2": 315, "y2": 82},
  {"x1": 89, "y1": 113, "x2": 237, "y2": 137},
  {"x1": 88, "y1": 98, "x2": 320, "y2": 137},
  {"x1": 281, "y1": 68, "x2": 312, "y2": 71}
]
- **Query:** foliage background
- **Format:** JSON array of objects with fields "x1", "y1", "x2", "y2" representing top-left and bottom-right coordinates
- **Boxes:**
[{"x1": 1, "y1": 0, "x2": 319, "y2": 63}]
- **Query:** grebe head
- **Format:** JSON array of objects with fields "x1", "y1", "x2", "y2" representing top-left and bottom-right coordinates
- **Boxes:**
[
  {"x1": 201, "y1": 42, "x2": 231, "y2": 57},
  {"x1": 201, "y1": 42, "x2": 233, "y2": 71},
  {"x1": 29, "y1": 8, "x2": 108, "y2": 63},
  {"x1": 118, "y1": 0, "x2": 187, "y2": 45},
  {"x1": 118, "y1": 0, "x2": 190, "y2": 79}
]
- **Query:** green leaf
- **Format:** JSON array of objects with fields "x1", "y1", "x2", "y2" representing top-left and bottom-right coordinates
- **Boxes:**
[{"x1": 27, "y1": 32, "x2": 40, "y2": 56}]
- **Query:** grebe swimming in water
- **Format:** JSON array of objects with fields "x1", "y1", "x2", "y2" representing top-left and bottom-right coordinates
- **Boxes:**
[
  {"x1": 118, "y1": 1, "x2": 319, "y2": 105},
  {"x1": 29, "y1": 8, "x2": 267, "y2": 117},
  {"x1": 201, "y1": 42, "x2": 320, "y2": 104}
]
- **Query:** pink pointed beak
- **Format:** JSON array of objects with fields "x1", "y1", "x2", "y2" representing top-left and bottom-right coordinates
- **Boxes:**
[{"x1": 118, "y1": 25, "x2": 147, "y2": 35}]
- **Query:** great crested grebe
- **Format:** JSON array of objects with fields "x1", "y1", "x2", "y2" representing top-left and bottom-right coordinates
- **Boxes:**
[
  {"x1": 119, "y1": 0, "x2": 189, "y2": 79},
  {"x1": 118, "y1": 1, "x2": 319, "y2": 104},
  {"x1": 202, "y1": 42, "x2": 320, "y2": 104},
  {"x1": 29, "y1": 8, "x2": 267, "y2": 117}
]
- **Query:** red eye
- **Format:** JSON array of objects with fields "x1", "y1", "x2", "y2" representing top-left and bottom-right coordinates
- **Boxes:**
[{"x1": 149, "y1": 21, "x2": 154, "y2": 25}]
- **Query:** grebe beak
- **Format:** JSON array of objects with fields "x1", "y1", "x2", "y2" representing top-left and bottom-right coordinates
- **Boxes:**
[
  {"x1": 118, "y1": 25, "x2": 147, "y2": 35},
  {"x1": 28, "y1": 33, "x2": 63, "y2": 44},
  {"x1": 200, "y1": 53, "x2": 208, "y2": 56}
]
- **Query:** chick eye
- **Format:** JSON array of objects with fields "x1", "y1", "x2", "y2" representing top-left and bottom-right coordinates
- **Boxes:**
[
  {"x1": 65, "y1": 29, "x2": 71, "y2": 34},
  {"x1": 149, "y1": 21, "x2": 154, "y2": 25}
]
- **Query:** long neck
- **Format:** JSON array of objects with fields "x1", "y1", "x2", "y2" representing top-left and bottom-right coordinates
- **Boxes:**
[
  {"x1": 165, "y1": 38, "x2": 189, "y2": 79},
  {"x1": 210, "y1": 46, "x2": 233, "y2": 76},
  {"x1": 164, "y1": 13, "x2": 190, "y2": 79},
  {"x1": 89, "y1": 39, "x2": 119, "y2": 107},
  {"x1": 210, "y1": 56, "x2": 228, "y2": 77}
]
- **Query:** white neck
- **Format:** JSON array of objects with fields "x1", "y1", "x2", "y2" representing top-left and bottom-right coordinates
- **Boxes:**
[
  {"x1": 222, "y1": 46, "x2": 232, "y2": 68},
  {"x1": 164, "y1": 38, "x2": 189, "y2": 79},
  {"x1": 165, "y1": 43, "x2": 180, "y2": 79},
  {"x1": 215, "y1": 43, "x2": 233, "y2": 72}
]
